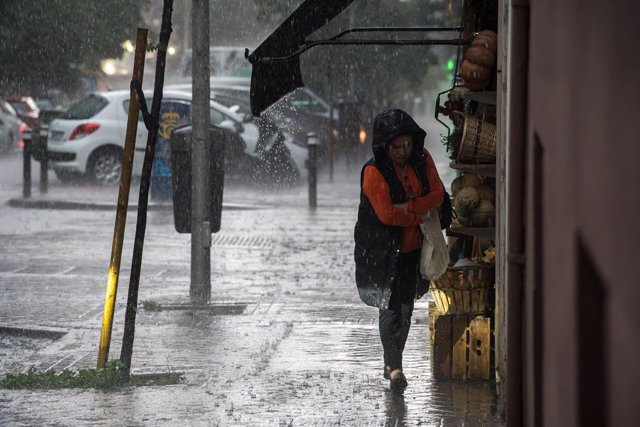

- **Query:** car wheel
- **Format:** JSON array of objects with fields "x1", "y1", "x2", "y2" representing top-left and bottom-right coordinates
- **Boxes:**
[{"x1": 88, "y1": 147, "x2": 122, "y2": 185}]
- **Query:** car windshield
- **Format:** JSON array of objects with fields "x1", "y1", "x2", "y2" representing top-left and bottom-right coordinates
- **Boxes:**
[
  {"x1": 61, "y1": 94, "x2": 109, "y2": 120},
  {"x1": 35, "y1": 99, "x2": 54, "y2": 110},
  {"x1": 0, "y1": 100, "x2": 16, "y2": 116},
  {"x1": 122, "y1": 97, "x2": 237, "y2": 128},
  {"x1": 7, "y1": 102, "x2": 24, "y2": 115}
]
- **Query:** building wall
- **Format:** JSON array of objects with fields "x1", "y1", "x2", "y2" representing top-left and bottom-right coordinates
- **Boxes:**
[{"x1": 525, "y1": 1, "x2": 640, "y2": 426}]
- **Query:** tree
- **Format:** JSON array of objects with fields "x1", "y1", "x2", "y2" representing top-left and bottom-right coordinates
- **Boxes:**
[{"x1": 0, "y1": 0, "x2": 148, "y2": 97}]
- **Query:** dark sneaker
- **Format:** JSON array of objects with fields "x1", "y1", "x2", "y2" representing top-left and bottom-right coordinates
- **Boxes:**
[
  {"x1": 389, "y1": 371, "x2": 408, "y2": 393},
  {"x1": 384, "y1": 365, "x2": 391, "y2": 380}
]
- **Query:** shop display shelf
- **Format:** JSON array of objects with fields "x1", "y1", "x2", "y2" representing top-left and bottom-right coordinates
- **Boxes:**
[
  {"x1": 447, "y1": 226, "x2": 496, "y2": 239},
  {"x1": 449, "y1": 162, "x2": 496, "y2": 176},
  {"x1": 450, "y1": 87, "x2": 497, "y2": 105}
]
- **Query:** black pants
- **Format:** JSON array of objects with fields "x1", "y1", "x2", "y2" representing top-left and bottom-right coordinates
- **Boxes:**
[{"x1": 379, "y1": 250, "x2": 420, "y2": 372}]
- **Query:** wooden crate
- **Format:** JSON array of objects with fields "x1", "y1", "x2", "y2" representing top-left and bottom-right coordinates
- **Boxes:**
[
  {"x1": 429, "y1": 304, "x2": 492, "y2": 381},
  {"x1": 430, "y1": 266, "x2": 494, "y2": 315}
]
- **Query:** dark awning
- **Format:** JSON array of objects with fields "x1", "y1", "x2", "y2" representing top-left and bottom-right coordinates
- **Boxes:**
[
  {"x1": 246, "y1": 0, "x2": 468, "y2": 116},
  {"x1": 246, "y1": 0, "x2": 355, "y2": 116}
]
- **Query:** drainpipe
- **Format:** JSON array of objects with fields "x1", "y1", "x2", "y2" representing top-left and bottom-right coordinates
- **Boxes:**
[{"x1": 506, "y1": 0, "x2": 529, "y2": 426}]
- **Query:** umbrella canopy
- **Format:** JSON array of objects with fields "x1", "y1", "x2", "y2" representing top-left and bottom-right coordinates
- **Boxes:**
[{"x1": 247, "y1": 0, "x2": 355, "y2": 116}]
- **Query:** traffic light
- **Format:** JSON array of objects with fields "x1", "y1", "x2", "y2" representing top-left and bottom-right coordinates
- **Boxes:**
[{"x1": 446, "y1": 58, "x2": 455, "y2": 71}]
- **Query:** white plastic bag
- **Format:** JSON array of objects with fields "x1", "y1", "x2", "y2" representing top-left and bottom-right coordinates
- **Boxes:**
[{"x1": 419, "y1": 209, "x2": 450, "y2": 280}]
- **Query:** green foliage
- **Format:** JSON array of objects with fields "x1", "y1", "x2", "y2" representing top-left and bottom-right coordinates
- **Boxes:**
[
  {"x1": 0, "y1": 0, "x2": 148, "y2": 96},
  {"x1": 441, "y1": 129, "x2": 462, "y2": 160},
  {"x1": 0, "y1": 360, "x2": 127, "y2": 390},
  {"x1": 0, "y1": 359, "x2": 184, "y2": 389},
  {"x1": 146, "y1": 42, "x2": 159, "y2": 52}
]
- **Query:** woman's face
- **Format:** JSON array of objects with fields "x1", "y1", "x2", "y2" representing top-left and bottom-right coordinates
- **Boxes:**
[{"x1": 386, "y1": 135, "x2": 413, "y2": 166}]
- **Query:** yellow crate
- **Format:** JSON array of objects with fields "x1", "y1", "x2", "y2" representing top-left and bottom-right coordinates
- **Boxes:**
[
  {"x1": 429, "y1": 305, "x2": 492, "y2": 381},
  {"x1": 430, "y1": 266, "x2": 493, "y2": 315}
]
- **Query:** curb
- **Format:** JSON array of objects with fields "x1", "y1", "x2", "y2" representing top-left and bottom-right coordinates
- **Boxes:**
[
  {"x1": 0, "y1": 324, "x2": 68, "y2": 340},
  {"x1": 6, "y1": 198, "x2": 268, "y2": 211}
]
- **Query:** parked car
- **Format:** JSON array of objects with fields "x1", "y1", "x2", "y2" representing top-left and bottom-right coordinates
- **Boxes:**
[
  {"x1": 34, "y1": 97, "x2": 65, "y2": 112},
  {"x1": 47, "y1": 89, "x2": 306, "y2": 185},
  {"x1": 4, "y1": 95, "x2": 40, "y2": 128},
  {"x1": 213, "y1": 85, "x2": 336, "y2": 155},
  {"x1": 263, "y1": 87, "x2": 335, "y2": 154},
  {"x1": 0, "y1": 99, "x2": 22, "y2": 153},
  {"x1": 167, "y1": 83, "x2": 336, "y2": 156}
]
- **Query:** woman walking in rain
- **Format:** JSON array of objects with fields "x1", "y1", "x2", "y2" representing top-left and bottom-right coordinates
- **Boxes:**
[{"x1": 354, "y1": 108, "x2": 444, "y2": 392}]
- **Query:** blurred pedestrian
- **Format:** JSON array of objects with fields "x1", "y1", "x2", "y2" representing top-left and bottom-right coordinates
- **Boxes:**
[{"x1": 354, "y1": 108, "x2": 444, "y2": 392}]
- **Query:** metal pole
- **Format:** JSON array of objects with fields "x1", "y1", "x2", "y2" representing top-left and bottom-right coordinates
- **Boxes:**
[
  {"x1": 329, "y1": 104, "x2": 335, "y2": 183},
  {"x1": 337, "y1": 100, "x2": 344, "y2": 171},
  {"x1": 97, "y1": 27, "x2": 148, "y2": 370},
  {"x1": 22, "y1": 134, "x2": 31, "y2": 198},
  {"x1": 307, "y1": 133, "x2": 318, "y2": 209},
  {"x1": 191, "y1": 0, "x2": 211, "y2": 304},
  {"x1": 39, "y1": 125, "x2": 48, "y2": 194}
]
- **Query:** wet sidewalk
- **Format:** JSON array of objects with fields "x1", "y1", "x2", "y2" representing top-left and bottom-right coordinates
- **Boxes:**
[{"x1": 0, "y1": 170, "x2": 503, "y2": 426}]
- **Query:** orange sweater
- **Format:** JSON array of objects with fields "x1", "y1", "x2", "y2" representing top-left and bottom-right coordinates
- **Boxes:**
[{"x1": 362, "y1": 149, "x2": 444, "y2": 252}]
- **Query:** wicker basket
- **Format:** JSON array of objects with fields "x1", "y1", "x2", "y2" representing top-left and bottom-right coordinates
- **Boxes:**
[
  {"x1": 456, "y1": 114, "x2": 496, "y2": 164},
  {"x1": 430, "y1": 265, "x2": 494, "y2": 315}
]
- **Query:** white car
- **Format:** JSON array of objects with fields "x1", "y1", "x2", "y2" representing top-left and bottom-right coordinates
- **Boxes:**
[{"x1": 47, "y1": 89, "x2": 307, "y2": 185}]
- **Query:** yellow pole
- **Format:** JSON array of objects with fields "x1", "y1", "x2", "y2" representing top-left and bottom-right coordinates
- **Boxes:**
[{"x1": 97, "y1": 28, "x2": 148, "y2": 368}]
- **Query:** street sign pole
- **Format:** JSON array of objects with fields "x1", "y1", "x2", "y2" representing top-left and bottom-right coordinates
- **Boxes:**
[
  {"x1": 307, "y1": 133, "x2": 318, "y2": 209},
  {"x1": 191, "y1": 0, "x2": 211, "y2": 304}
]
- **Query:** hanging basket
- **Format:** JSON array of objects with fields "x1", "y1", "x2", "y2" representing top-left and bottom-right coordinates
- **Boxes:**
[
  {"x1": 455, "y1": 113, "x2": 496, "y2": 164},
  {"x1": 430, "y1": 265, "x2": 494, "y2": 315}
]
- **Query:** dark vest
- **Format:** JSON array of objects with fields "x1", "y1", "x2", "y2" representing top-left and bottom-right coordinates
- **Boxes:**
[{"x1": 353, "y1": 154, "x2": 428, "y2": 309}]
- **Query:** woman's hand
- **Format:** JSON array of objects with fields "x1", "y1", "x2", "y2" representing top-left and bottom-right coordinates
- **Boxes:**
[{"x1": 393, "y1": 202, "x2": 408, "y2": 213}]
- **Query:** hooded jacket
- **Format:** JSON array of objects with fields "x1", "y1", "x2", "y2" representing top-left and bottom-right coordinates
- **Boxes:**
[{"x1": 354, "y1": 109, "x2": 442, "y2": 309}]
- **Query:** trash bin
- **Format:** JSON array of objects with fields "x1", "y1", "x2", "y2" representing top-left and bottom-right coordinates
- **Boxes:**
[{"x1": 170, "y1": 125, "x2": 225, "y2": 234}]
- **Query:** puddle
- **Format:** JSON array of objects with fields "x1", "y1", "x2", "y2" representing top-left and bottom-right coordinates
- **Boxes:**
[
  {"x1": 130, "y1": 371, "x2": 184, "y2": 387},
  {"x1": 0, "y1": 331, "x2": 57, "y2": 373}
]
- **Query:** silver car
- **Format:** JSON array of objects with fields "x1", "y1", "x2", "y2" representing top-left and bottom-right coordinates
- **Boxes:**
[{"x1": 0, "y1": 99, "x2": 22, "y2": 153}]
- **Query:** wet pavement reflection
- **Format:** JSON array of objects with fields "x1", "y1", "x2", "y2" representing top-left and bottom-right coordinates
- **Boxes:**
[
  {"x1": 384, "y1": 391, "x2": 408, "y2": 423},
  {"x1": 0, "y1": 164, "x2": 503, "y2": 425}
]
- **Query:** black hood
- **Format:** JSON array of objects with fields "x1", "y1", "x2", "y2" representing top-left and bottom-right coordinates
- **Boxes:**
[{"x1": 371, "y1": 109, "x2": 426, "y2": 163}]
